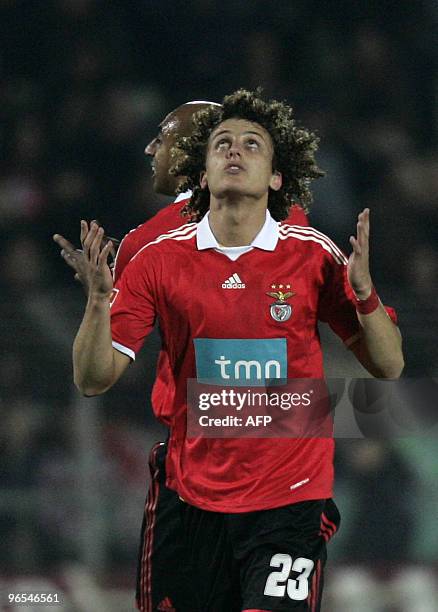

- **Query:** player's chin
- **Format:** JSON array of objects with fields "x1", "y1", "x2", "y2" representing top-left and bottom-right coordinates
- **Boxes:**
[
  {"x1": 214, "y1": 182, "x2": 252, "y2": 199},
  {"x1": 152, "y1": 175, "x2": 169, "y2": 196}
]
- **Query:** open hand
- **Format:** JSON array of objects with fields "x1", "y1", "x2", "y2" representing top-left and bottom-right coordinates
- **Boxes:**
[
  {"x1": 54, "y1": 221, "x2": 118, "y2": 296},
  {"x1": 54, "y1": 221, "x2": 114, "y2": 298},
  {"x1": 348, "y1": 208, "x2": 373, "y2": 299},
  {"x1": 53, "y1": 233, "x2": 89, "y2": 289}
]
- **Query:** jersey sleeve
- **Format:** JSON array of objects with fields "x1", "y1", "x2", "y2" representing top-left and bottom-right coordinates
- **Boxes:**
[
  {"x1": 110, "y1": 252, "x2": 157, "y2": 360},
  {"x1": 317, "y1": 251, "x2": 361, "y2": 345}
]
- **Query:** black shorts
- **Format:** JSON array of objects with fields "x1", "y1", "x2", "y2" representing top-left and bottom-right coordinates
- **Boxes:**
[
  {"x1": 136, "y1": 441, "x2": 197, "y2": 612},
  {"x1": 182, "y1": 498, "x2": 340, "y2": 612}
]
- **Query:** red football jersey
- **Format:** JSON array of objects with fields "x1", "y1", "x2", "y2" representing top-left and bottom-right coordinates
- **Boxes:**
[
  {"x1": 113, "y1": 193, "x2": 309, "y2": 426},
  {"x1": 110, "y1": 211, "x2": 371, "y2": 513}
]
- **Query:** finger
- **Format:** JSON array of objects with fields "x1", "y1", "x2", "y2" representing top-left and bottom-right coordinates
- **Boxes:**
[
  {"x1": 89, "y1": 226, "x2": 105, "y2": 266},
  {"x1": 104, "y1": 235, "x2": 121, "y2": 248},
  {"x1": 61, "y1": 248, "x2": 88, "y2": 274},
  {"x1": 349, "y1": 235, "x2": 362, "y2": 255},
  {"x1": 357, "y1": 221, "x2": 369, "y2": 252},
  {"x1": 80, "y1": 220, "x2": 89, "y2": 245},
  {"x1": 363, "y1": 208, "x2": 370, "y2": 238},
  {"x1": 61, "y1": 251, "x2": 77, "y2": 272},
  {"x1": 357, "y1": 209, "x2": 370, "y2": 239},
  {"x1": 53, "y1": 234, "x2": 76, "y2": 253},
  {"x1": 97, "y1": 240, "x2": 113, "y2": 269},
  {"x1": 82, "y1": 222, "x2": 99, "y2": 256}
]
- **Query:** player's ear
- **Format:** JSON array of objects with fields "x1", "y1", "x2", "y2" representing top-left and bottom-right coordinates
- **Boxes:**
[
  {"x1": 270, "y1": 170, "x2": 282, "y2": 192},
  {"x1": 200, "y1": 170, "x2": 208, "y2": 189}
]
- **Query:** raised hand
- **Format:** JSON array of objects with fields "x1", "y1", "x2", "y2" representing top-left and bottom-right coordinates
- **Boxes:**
[
  {"x1": 54, "y1": 221, "x2": 114, "y2": 299},
  {"x1": 53, "y1": 233, "x2": 90, "y2": 289},
  {"x1": 54, "y1": 221, "x2": 118, "y2": 296},
  {"x1": 79, "y1": 220, "x2": 114, "y2": 298},
  {"x1": 347, "y1": 208, "x2": 373, "y2": 300}
]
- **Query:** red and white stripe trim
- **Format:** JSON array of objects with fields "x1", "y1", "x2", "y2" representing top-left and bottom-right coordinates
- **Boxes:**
[
  {"x1": 130, "y1": 223, "x2": 197, "y2": 264},
  {"x1": 279, "y1": 224, "x2": 348, "y2": 265}
]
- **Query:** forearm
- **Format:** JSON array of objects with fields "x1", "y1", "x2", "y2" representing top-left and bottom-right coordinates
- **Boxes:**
[
  {"x1": 347, "y1": 209, "x2": 404, "y2": 378},
  {"x1": 355, "y1": 302, "x2": 404, "y2": 379},
  {"x1": 73, "y1": 294, "x2": 116, "y2": 395}
]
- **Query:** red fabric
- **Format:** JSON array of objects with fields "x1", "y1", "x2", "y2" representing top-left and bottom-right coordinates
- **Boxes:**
[
  {"x1": 384, "y1": 305, "x2": 398, "y2": 325},
  {"x1": 110, "y1": 221, "x2": 366, "y2": 513},
  {"x1": 355, "y1": 285, "x2": 379, "y2": 314},
  {"x1": 113, "y1": 199, "x2": 309, "y2": 423}
]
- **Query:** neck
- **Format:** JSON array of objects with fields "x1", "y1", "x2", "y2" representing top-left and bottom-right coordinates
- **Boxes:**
[{"x1": 208, "y1": 194, "x2": 268, "y2": 246}]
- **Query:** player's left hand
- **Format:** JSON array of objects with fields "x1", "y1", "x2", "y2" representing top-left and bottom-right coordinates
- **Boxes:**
[{"x1": 347, "y1": 208, "x2": 373, "y2": 299}]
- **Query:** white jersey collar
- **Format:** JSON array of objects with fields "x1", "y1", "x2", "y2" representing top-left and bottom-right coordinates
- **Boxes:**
[
  {"x1": 174, "y1": 189, "x2": 192, "y2": 203},
  {"x1": 197, "y1": 209, "x2": 279, "y2": 251}
]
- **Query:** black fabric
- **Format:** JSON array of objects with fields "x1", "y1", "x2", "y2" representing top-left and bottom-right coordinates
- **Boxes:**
[
  {"x1": 135, "y1": 439, "x2": 340, "y2": 611},
  {"x1": 182, "y1": 498, "x2": 340, "y2": 612},
  {"x1": 136, "y1": 441, "x2": 197, "y2": 612}
]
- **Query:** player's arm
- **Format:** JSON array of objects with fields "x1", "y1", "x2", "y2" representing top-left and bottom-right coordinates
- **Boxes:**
[
  {"x1": 347, "y1": 209, "x2": 404, "y2": 379},
  {"x1": 70, "y1": 221, "x2": 130, "y2": 395}
]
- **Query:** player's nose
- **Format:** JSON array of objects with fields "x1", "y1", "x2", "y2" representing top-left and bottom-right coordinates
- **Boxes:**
[
  {"x1": 226, "y1": 140, "x2": 241, "y2": 158},
  {"x1": 144, "y1": 139, "x2": 156, "y2": 156}
]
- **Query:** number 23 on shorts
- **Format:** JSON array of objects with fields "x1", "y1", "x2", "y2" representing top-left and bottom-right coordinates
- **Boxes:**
[{"x1": 264, "y1": 553, "x2": 314, "y2": 600}]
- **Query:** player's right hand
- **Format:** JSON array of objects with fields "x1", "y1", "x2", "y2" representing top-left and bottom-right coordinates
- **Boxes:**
[
  {"x1": 53, "y1": 233, "x2": 91, "y2": 294},
  {"x1": 53, "y1": 222, "x2": 114, "y2": 299},
  {"x1": 79, "y1": 220, "x2": 114, "y2": 299},
  {"x1": 53, "y1": 221, "x2": 119, "y2": 297}
]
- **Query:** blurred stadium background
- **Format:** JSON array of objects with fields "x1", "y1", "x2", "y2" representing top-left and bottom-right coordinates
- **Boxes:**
[{"x1": 1, "y1": 1, "x2": 438, "y2": 610}]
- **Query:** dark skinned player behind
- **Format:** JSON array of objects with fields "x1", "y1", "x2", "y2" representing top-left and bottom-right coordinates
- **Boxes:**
[{"x1": 54, "y1": 100, "x2": 309, "y2": 612}]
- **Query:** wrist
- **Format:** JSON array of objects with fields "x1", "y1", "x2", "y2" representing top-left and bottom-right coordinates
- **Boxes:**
[
  {"x1": 352, "y1": 283, "x2": 372, "y2": 300},
  {"x1": 87, "y1": 291, "x2": 112, "y2": 305},
  {"x1": 355, "y1": 285, "x2": 379, "y2": 315}
]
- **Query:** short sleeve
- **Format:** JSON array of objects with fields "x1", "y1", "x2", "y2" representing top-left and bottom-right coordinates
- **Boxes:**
[
  {"x1": 318, "y1": 255, "x2": 361, "y2": 344},
  {"x1": 110, "y1": 252, "x2": 157, "y2": 360}
]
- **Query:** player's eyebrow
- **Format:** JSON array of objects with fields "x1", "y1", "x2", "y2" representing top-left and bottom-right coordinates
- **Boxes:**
[
  {"x1": 211, "y1": 129, "x2": 231, "y2": 141},
  {"x1": 211, "y1": 128, "x2": 268, "y2": 143}
]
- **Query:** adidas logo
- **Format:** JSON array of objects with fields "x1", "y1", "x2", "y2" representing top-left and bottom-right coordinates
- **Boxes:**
[{"x1": 222, "y1": 273, "x2": 245, "y2": 289}]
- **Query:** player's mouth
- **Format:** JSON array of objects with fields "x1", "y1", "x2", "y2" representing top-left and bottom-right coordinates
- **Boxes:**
[{"x1": 224, "y1": 163, "x2": 245, "y2": 174}]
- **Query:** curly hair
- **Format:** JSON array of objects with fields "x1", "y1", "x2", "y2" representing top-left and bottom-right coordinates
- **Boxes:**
[{"x1": 170, "y1": 88, "x2": 324, "y2": 221}]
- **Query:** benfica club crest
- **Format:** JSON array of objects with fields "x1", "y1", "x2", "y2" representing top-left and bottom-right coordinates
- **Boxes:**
[{"x1": 267, "y1": 284, "x2": 295, "y2": 322}]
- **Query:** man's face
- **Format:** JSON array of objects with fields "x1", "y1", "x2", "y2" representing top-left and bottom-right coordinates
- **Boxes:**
[
  {"x1": 144, "y1": 112, "x2": 180, "y2": 196},
  {"x1": 200, "y1": 118, "x2": 282, "y2": 201}
]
